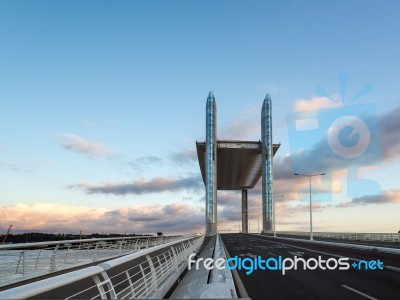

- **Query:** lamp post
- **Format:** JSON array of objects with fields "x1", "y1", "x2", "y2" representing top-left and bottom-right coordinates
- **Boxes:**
[
  {"x1": 273, "y1": 195, "x2": 284, "y2": 237},
  {"x1": 294, "y1": 172, "x2": 325, "y2": 240},
  {"x1": 251, "y1": 204, "x2": 262, "y2": 235}
]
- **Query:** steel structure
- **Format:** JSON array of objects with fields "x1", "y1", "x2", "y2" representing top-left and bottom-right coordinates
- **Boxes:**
[{"x1": 197, "y1": 92, "x2": 280, "y2": 235}]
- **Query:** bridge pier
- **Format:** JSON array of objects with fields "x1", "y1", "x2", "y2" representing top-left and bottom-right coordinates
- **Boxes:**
[{"x1": 241, "y1": 189, "x2": 248, "y2": 233}]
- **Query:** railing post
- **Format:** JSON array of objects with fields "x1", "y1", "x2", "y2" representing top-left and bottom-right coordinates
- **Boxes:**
[
  {"x1": 22, "y1": 250, "x2": 26, "y2": 276},
  {"x1": 35, "y1": 249, "x2": 42, "y2": 270},
  {"x1": 157, "y1": 255, "x2": 164, "y2": 280},
  {"x1": 93, "y1": 242, "x2": 100, "y2": 262},
  {"x1": 170, "y1": 246, "x2": 178, "y2": 270},
  {"x1": 92, "y1": 271, "x2": 117, "y2": 299},
  {"x1": 49, "y1": 244, "x2": 60, "y2": 272},
  {"x1": 118, "y1": 241, "x2": 123, "y2": 256},
  {"x1": 139, "y1": 264, "x2": 150, "y2": 298},
  {"x1": 180, "y1": 244, "x2": 187, "y2": 265},
  {"x1": 162, "y1": 253, "x2": 168, "y2": 279},
  {"x1": 146, "y1": 255, "x2": 157, "y2": 293},
  {"x1": 125, "y1": 270, "x2": 136, "y2": 298},
  {"x1": 16, "y1": 251, "x2": 23, "y2": 274},
  {"x1": 64, "y1": 245, "x2": 71, "y2": 264}
]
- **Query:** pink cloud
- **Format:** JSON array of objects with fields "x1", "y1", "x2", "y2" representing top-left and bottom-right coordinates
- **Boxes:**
[
  {"x1": 293, "y1": 96, "x2": 341, "y2": 112},
  {"x1": 0, "y1": 202, "x2": 204, "y2": 235}
]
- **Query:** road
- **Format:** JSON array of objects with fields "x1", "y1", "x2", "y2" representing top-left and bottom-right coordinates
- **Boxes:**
[{"x1": 221, "y1": 233, "x2": 400, "y2": 300}]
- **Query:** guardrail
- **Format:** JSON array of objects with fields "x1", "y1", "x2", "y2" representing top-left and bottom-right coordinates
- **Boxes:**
[
  {"x1": 209, "y1": 234, "x2": 237, "y2": 296},
  {"x1": 0, "y1": 235, "x2": 183, "y2": 287},
  {"x1": 265, "y1": 231, "x2": 400, "y2": 242},
  {"x1": 0, "y1": 234, "x2": 204, "y2": 299}
]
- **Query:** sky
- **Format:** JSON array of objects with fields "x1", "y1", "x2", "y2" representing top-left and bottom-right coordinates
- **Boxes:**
[{"x1": 1, "y1": 1, "x2": 399, "y2": 235}]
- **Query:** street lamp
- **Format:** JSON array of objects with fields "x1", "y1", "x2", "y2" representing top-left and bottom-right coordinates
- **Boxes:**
[
  {"x1": 273, "y1": 195, "x2": 284, "y2": 237},
  {"x1": 251, "y1": 204, "x2": 262, "y2": 235},
  {"x1": 294, "y1": 172, "x2": 326, "y2": 240}
]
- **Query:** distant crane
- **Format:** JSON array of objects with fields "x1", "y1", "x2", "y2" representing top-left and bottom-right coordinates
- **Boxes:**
[{"x1": 2, "y1": 225, "x2": 12, "y2": 244}]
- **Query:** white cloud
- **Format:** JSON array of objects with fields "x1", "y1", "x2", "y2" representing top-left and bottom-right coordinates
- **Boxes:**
[
  {"x1": 294, "y1": 96, "x2": 341, "y2": 112},
  {"x1": 59, "y1": 134, "x2": 113, "y2": 160},
  {"x1": 219, "y1": 116, "x2": 259, "y2": 140}
]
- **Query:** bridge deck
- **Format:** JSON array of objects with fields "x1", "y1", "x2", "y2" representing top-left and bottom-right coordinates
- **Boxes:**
[{"x1": 222, "y1": 233, "x2": 400, "y2": 300}]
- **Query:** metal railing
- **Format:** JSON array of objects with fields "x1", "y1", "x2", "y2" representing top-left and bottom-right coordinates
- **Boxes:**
[
  {"x1": 0, "y1": 235, "x2": 183, "y2": 287},
  {"x1": 265, "y1": 231, "x2": 400, "y2": 242},
  {"x1": 0, "y1": 234, "x2": 204, "y2": 300},
  {"x1": 170, "y1": 233, "x2": 238, "y2": 299}
]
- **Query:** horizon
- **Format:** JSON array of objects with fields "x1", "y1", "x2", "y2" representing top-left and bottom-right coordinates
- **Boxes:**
[{"x1": 1, "y1": 1, "x2": 399, "y2": 235}]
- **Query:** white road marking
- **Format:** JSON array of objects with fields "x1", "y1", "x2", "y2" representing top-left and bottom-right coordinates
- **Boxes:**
[
  {"x1": 255, "y1": 245, "x2": 271, "y2": 250},
  {"x1": 246, "y1": 235, "x2": 399, "y2": 274},
  {"x1": 288, "y1": 251, "x2": 304, "y2": 256},
  {"x1": 248, "y1": 236, "x2": 361, "y2": 261},
  {"x1": 341, "y1": 285, "x2": 379, "y2": 300},
  {"x1": 239, "y1": 253, "x2": 257, "y2": 258},
  {"x1": 268, "y1": 252, "x2": 277, "y2": 257},
  {"x1": 234, "y1": 246, "x2": 248, "y2": 250}
]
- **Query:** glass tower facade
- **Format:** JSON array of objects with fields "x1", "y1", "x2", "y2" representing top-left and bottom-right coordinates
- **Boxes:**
[
  {"x1": 205, "y1": 92, "x2": 217, "y2": 235},
  {"x1": 261, "y1": 94, "x2": 274, "y2": 231}
]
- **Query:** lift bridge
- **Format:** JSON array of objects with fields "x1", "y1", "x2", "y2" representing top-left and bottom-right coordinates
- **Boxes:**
[{"x1": 1, "y1": 93, "x2": 400, "y2": 299}]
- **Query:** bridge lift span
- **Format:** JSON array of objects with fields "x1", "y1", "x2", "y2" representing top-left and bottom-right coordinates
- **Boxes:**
[{"x1": 196, "y1": 92, "x2": 280, "y2": 236}]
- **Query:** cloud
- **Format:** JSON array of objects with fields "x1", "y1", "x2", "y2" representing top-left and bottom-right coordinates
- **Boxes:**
[
  {"x1": 135, "y1": 156, "x2": 163, "y2": 165},
  {"x1": 379, "y1": 105, "x2": 400, "y2": 160},
  {"x1": 336, "y1": 189, "x2": 400, "y2": 207},
  {"x1": 59, "y1": 134, "x2": 112, "y2": 160},
  {"x1": 0, "y1": 202, "x2": 204, "y2": 234},
  {"x1": 270, "y1": 102, "x2": 390, "y2": 200},
  {"x1": 70, "y1": 175, "x2": 203, "y2": 195},
  {"x1": 169, "y1": 148, "x2": 197, "y2": 165},
  {"x1": 278, "y1": 201, "x2": 324, "y2": 216},
  {"x1": 182, "y1": 196, "x2": 193, "y2": 201},
  {"x1": 0, "y1": 203, "x2": 108, "y2": 233},
  {"x1": 0, "y1": 161, "x2": 21, "y2": 172},
  {"x1": 278, "y1": 104, "x2": 400, "y2": 181},
  {"x1": 0, "y1": 160, "x2": 37, "y2": 174},
  {"x1": 293, "y1": 96, "x2": 341, "y2": 112},
  {"x1": 83, "y1": 120, "x2": 95, "y2": 128},
  {"x1": 219, "y1": 116, "x2": 259, "y2": 140},
  {"x1": 127, "y1": 156, "x2": 163, "y2": 173}
]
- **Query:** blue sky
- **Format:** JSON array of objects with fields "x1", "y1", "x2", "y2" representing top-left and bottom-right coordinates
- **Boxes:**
[{"x1": 1, "y1": 1, "x2": 399, "y2": 235}]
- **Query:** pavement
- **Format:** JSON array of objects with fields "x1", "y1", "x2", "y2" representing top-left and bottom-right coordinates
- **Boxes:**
[{"x1": 221, "y1": 233, "x2": 400, "y2": 300}]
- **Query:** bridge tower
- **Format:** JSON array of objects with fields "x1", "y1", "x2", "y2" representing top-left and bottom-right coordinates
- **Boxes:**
[{"x1": 197, "y1": 92, "x2": 279, "y2": 236}]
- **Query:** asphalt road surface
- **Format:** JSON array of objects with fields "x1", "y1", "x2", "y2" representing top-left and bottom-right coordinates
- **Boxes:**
[{"x1": 222, "y1": 233, "x2": 400, "y2": 300}]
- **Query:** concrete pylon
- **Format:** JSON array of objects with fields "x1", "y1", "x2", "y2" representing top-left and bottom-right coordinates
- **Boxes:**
[{"x1": 241, "y1": 189, "x2": 248, "y2": 233}]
